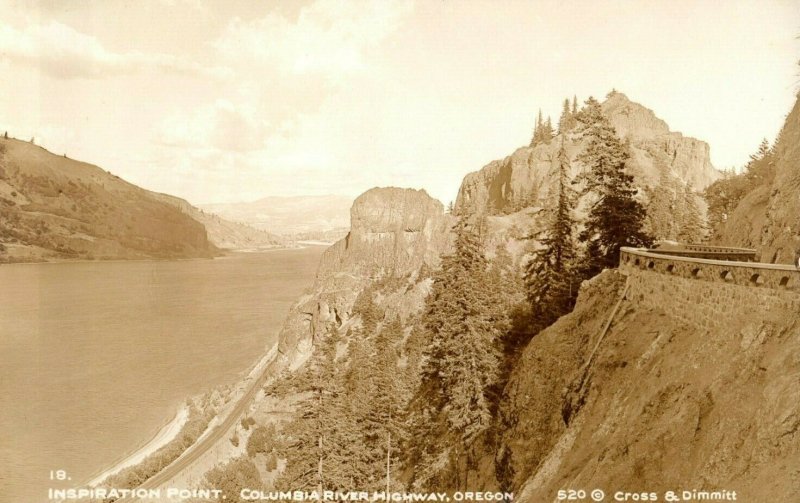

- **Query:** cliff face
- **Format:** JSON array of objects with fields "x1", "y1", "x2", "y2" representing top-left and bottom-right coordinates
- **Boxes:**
[
  {"x1": 276, "y1": 187, "x2": 453, "y2": 363},
  {"x1": 760, "y1": 94, "x2": 800, "y2": 264},
  {"x1": 0, "y1": 138, "x2": 216, "y2": 262},
  {"x1": 455, "y1": 93, "x2": 719, "y2": 235},
  {"x1": 497, "y1": 266, "x2": 800, "y2": 501}
]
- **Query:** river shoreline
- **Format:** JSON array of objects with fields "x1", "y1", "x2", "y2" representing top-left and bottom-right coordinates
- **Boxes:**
[
  {"x1": 83, "y1": 345, "x2": 280, "y2": 491},
  {"x1": 86, "y1": 405, "x2": 190, "y2": 487}
]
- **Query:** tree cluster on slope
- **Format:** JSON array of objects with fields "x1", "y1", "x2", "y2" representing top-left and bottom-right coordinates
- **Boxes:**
[
  {"x1": 645, "y1": 169, "x2": 706, "y2": 243},
  {"x1": 404, "y1": 217, "x2": 523, "y2": 489},
  {"x1": 704, "y1": 138, "x2": 776, "y2": 240},
  {"x1": 530, "y1": 110, "x2": 554, "y2": 147},
  {"x1": 525, "y1": 96, "x2": 652, "y2": 329}
]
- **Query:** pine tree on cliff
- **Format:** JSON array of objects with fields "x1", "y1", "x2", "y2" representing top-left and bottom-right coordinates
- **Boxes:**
[
  {"x1": 531, "y1": 110, "x2": 555, "y2": 147},
  {"x1": 407, "y1": 216, "x2": 502, "y2": 486},
  {"x1": 543, "y1": 116, "x2": 554, "y2": 141},
  {"x1": 525, "y1": 139, "x2": 578, "y2": 326},
  {"x1": 558, "y1": 98, "x2": 572, "y2": 134},
  {"x1": 529, "y1": 110, "x2": 544, "y2": 147},
  {"x1": 277, "y1": 329, "x2": 355, "y2": 491},
  {"x1": 576, "y1": 97, "x2": 652, "y2": 275}
]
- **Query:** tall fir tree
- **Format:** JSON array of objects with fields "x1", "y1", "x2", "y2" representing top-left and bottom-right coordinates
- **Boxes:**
[
  {"x1": 407, "y1": 216, "x2": 502, "y2": 487},
  {"x1": 276, "y1": 328, "x2": 356, "y2": 491},
  {"x1": 677, "y1": 183, "x2": 706, "y2": 243},
  {"x1": 558, "y1": 98, "x2": 572, "y2": 134},
  {"x1": 525, "y1": 139, "x2": 578, "y2": 327},
  {"x1": 576, "y1": 97, "x2": 652, "y2": 275}
]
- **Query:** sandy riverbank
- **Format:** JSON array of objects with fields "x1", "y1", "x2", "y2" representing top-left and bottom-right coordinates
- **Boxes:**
[
  {"x1": 87, "y1": 404, "x2": 190, "y2": 487},
  {"x1": 86, "y1": 343, "x2": 279, "y2": 489}
]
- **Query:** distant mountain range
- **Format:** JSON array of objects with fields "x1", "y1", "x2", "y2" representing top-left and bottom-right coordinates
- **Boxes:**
[
  {"x1": 201, "y1": 195, "x2": 352, "y2": 242},
  {"x1": 0, "y1": 137, "x2": 284, "y2": 263}
]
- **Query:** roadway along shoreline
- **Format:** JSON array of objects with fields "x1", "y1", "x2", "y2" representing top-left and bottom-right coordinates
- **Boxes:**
[{"x1": 114, "y1": 348, "x2": 281, "y2": 503}]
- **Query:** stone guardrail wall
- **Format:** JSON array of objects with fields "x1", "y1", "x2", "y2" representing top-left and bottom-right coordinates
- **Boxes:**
[
  {"x1": 619, "y1": 247, "x2": 800, "y2": 330},
  {"x1": 646, "y1": 244, "x2": 757, "y2": 262}
]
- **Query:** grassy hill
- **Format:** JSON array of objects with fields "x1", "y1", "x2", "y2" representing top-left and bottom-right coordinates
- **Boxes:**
[{"x1": 0, "y1": 137, "x2": 218, "y2": 263}]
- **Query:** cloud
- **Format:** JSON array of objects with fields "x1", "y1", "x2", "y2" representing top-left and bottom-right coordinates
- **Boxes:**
[
  {"x1": 157, "y1": 99, "x2": 272, "y2": 152},
  {"x1": 154, "y1": 0, "x2": 413, "y2": 155},
  {"x1": 0, "y1": 20, "x2": 230, "y2": 80},
  {"x1": 213, "y1": 0, "x2": 413, "y2": 81}
]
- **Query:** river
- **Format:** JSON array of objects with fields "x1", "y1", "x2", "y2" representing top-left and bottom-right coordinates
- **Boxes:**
[{"x1": 0, "y1": 248, "x2": 325, "y2": 502}]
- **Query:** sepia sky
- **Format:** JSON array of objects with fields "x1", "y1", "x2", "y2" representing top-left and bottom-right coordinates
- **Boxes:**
[{"x1": 0, "y1": 0, "x2": 798, "y2": 205}]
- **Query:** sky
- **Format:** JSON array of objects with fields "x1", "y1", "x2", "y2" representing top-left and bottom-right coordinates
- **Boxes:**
[{"x1": 0, "y1": 0, "x2": 798, "y2": 206}]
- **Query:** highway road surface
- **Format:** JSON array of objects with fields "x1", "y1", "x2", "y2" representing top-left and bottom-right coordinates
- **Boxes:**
[{"x1": 114, "y1": 354, "x2": 279, "y2": 503}]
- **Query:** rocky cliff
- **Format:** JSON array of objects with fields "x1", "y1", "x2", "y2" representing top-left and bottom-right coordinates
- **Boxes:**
[
  {"x1": 497, "y1": 263, "x2": 800, "y2": 501},
  {"x1": 707, "y1": 92, "x2": 799, "y2": 263},
  {"x1": 455, "y1": 93, "x2": 719, "y2": 241},
  {"x1": 0, "y1": 137, "x2": 217, "y2": 262},
  {"x1": 760, "y1": 93, "x2": 800, "y2": 264},
  {"x1": 276, "y1": 187, "x2": 453, "y2": 364}
]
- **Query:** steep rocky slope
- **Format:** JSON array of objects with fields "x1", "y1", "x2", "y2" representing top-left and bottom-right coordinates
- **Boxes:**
[
  {"x1": 263, "y1": 250, "x2": 798, "y2": 499},
  {"x1": 0, "y1": 137, "x2": 216, "y2": 262},
  {"x1": 706, "y1": 92, "x2": 799, "y2": 263},
  {"x1": 713, "y1": 184, "x2": 770, "y2": 250},
  {"x1": 455, "y1": 93, "x2": 719, "y2": 242},
  {"x1": 760, "y1": 93, "x2": 800, "y2": 264},
  {"x1": 499, "y1": 267, "x2": 800, "y2": 501},
  {"x1": 276, "y1": 187, "x2": 453, "y2": 365},
  {"x1": 152, "y1": 193, "x2": 286, "y2": 250}
]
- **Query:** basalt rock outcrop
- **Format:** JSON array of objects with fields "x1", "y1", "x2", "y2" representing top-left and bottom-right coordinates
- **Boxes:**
[
  {"x1": 455, "y1": 93, "x2": 720, "y2": 228},
  {"x1": 276, "y1": 187, "x2": 453, "y2": 364}
]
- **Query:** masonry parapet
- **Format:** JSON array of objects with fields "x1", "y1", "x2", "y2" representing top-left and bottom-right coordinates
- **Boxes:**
[{"x1": 620, "y1": 247, "x2": 800, "y2": 292}]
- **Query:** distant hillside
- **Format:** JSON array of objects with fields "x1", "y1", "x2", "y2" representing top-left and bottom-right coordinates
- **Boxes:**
[
  {"x1": 201, "y1": 194, "x2": 351, "y2": 237},
  {"x1": 0, "y1": 137, "x2": 217, "y2": 263},
  {"x1": 151, "y1": 193, "x2": 287, "y2": 251}
]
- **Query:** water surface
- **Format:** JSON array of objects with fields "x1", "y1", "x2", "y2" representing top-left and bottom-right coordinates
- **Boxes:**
[{"x1": 0, "y1": 248, "x2": 324, "y2": 502}]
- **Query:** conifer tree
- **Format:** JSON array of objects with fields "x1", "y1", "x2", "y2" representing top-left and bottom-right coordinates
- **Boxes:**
[
  {"x1": 644, "y1": 169, "x2": 678, "y2": 240},
  {"x1": 408, "y1": 216, "x2": 502, "y2": 485},
  {"x1": 529, "y1": 110, "x2": 544, "y2": 147},
  {"x1": 558, "y1": 98, "x2": 572, "y2": 134},
  {"x1": 277, "y1": 329, "x2": 355, "y2": 491},
  {"x1": 677, "y1": 183, "x2": 706, "y2": 243},
  {"x1": 530, "y1": 110, "x2": 554, "y2": 147},
  {"x1": 525, "y1": 140, "x2": 578, "y2": 326},
  {"x1": 576, "y1": 97, "x2": 652, "y2": 275}
]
